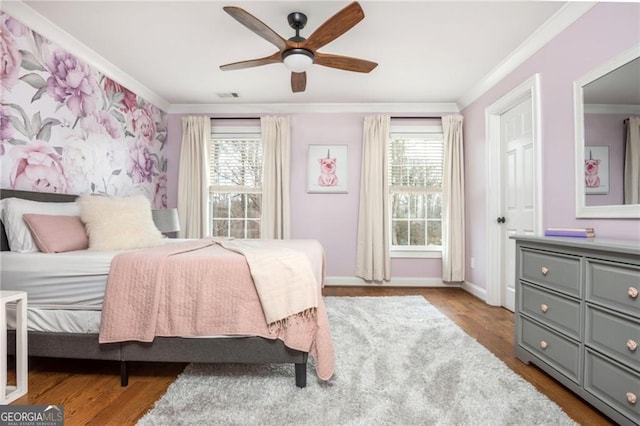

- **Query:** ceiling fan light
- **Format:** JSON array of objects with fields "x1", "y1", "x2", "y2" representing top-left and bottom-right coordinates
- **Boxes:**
[{"x1": 282, "y1": 49, "x2": 314, "y2": 72}]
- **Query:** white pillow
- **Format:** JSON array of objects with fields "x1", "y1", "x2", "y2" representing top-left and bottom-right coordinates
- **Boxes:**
[
  {"x1": 77, "y1": 194, "x2": 162, "y2": 251},
  {"x1": 0, "y1": 198, "x2": 79, "y2": 252}
]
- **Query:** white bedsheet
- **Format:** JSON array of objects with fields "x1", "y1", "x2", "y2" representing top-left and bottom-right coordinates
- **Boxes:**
[
  {"x1": 0, "y1": 239, "x2": 189, "y2": 310},
  {"x1": 1, "y1": 243, "x2": 173, "y2": 332},
  {"x1": 1, "y1": 250, "x2": 117, "y2": 310},
  {"x1": 5, "y1": 306, "x2": 102, "y2": 333}
]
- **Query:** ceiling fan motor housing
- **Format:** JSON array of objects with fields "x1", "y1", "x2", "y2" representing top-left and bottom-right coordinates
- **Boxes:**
[
  {"x1": 287, "y1": 12, "x2": 307, "y2": 42},
  {"x1": 287, "y1": 12, "x2": 307, "y2": 30}
]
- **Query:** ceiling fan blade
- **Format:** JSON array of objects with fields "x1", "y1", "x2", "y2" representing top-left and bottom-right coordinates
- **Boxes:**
[
  {"x1": 313, "y1": 52, "x2": 377, "y2": 73},
  {"x1": 304, "y1": 2, "x2": 365, "y2": 51},
  {"x1": 223, "y1": 6, "x2": 287, "y2": 51},
  {"x1": 291, "y1": 72, "x2": 307, "y2": 92},
  {"x1": 220, "y1": 52, "x2": 282, "y2": 71}
]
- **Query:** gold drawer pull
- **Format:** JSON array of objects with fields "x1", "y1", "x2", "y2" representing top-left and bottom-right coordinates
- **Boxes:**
[
  {"x1": 540, "y1": 304, "x2": 549, "y2": 313},
  {"x1": 540, "y1": 341, "x2": 548, "y2": 350},
  {"x1": 629, "y1": 287, "x2": 638, "y2": 299},
  {"x1": 627, "y1": 392, "x2": 637, "y2": 405},
  {"x1": 627, "y1": 340, "x2": 638, "y2": 352},
  {"x1": 541, "y1": 267, "x2": 549, "y2": 276}
]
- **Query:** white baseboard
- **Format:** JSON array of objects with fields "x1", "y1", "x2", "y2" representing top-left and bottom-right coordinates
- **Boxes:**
[
  {"x1": 325, "y1": 276, "x2": 488, "y2": 304},
  {"x1": 324, "y1": 276, "x2": 461, "y2": 287},
  {"x1": 461, "y1": 280, "x2": 487, "y2": 302}
]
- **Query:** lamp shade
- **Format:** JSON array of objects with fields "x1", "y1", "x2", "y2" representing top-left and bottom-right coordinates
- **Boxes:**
[{"x1": 152, "y1": 208, "x2": 180, "y2": 234}]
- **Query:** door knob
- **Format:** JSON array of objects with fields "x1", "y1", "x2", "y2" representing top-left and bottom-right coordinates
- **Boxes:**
[{"x1": 497, "y1": 217, "x2": 506, "y2": 224}]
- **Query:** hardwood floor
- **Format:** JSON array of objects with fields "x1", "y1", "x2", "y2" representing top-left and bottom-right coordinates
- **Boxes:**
[{"x1": 7, "y1": 287, "x2": 614, "y2": 425}]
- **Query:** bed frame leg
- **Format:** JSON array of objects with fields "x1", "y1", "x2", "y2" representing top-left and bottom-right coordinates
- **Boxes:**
[
  {"x1": 295, "y1": 363, "x2": 306, "y2": 388},
  {"x1": 120, "y1": 361, "x2": 128, "y2": 387}
]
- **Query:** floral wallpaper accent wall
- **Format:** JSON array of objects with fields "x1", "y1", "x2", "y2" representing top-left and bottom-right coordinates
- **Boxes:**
[{"x1": 0, "y1": 12, "x2": 168, "y2": 207}]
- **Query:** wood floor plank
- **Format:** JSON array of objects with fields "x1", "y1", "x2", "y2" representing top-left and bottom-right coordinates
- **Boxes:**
[{"x1": 6, "y1": 288, "x2": 615, "y2": 425}]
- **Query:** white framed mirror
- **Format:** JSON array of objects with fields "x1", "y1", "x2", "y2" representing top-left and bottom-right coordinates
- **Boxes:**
[{"x1": 574, "y1": 44, "x2": 640, "y2": 218}]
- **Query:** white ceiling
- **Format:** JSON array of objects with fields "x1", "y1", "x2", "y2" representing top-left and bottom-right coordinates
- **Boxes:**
[{"x1": 4, "y1": 1, "x2": 596, "y2": 112}]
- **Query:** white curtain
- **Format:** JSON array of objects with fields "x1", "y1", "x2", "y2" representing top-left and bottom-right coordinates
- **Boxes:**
[
  {"x1": 261, "y1": 116, "x2": 291, "y2": 239},
  {"x1": 355, "y1": 115, "x2": 391, "y2": 282},
  {"x1": 624, "y1": 117, "x2": 640, "y2": 204},
  {"x1": 441, "y1": 114, "x2": 465, "y2": 282},
  {"x1": 177, "y1": 116, "x2": 210, "y2": 238}
]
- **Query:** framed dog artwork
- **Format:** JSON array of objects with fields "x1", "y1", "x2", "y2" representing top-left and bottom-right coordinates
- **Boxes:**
[
  {"x1": 584, "y1": 145, "x2": 609, "y2": 194},
  {"x1": 307, "y1": 145, "x2": 348, "y2": 193}
]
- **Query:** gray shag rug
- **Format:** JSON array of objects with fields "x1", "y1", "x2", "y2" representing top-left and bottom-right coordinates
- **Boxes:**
[{"x1": 138, "y1": 296, "x2": 575, "y2": 426}]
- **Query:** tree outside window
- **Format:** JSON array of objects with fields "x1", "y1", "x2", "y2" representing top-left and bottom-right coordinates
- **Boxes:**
[
  {"x1": 209, "y1": 131, "x2": 262, "y2": 239},
  {"x1": 389, "y1": 131, "x2": 443, "y2": 251}
]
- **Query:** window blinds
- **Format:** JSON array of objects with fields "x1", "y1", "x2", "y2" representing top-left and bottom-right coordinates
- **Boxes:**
[
  {"x1": 389, "y1": 133, "x2": 443, "y2": 192},
  {"x1": 209, "y1": 138, "x2": 262, "y2": 192}
]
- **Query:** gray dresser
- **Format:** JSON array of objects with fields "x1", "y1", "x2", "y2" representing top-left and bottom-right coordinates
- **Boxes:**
[{"x1": 512, "y1": 235, "x2": 639, "y2": 426}]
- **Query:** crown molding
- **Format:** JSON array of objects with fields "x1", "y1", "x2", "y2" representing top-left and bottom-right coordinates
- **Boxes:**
[
  {"x1": 457, "y1": 1, "x2": 597, "y2": 110},
  {"x1": 2, "y1": 0, "x2": 171, "y2": 111},
  {"x1": 167, "y1": 102, "x2": 459, "y2": 115}
]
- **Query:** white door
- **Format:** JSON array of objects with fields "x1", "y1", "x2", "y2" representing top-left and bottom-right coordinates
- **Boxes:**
[{"x1": 499, "y1": 99, "x2": 536, "y2": 311}]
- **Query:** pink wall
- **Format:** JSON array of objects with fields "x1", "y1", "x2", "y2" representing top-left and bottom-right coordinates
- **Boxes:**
[
  {"x1": 166, "y1": 113, "x2": 442, "y2": 278},
  {"x1": 462, "y1": 3, "x2": 640, "y2": 290},
  {"x1": 289, "y1": 114, "x2": 362, "y2": 277},
  {"x1": 166, "y1": 114, "x2": 185, "y2": 209}
]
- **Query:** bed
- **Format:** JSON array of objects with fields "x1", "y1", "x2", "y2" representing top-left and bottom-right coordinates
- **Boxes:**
[{"x1": 0, "y1": 189, "x2": 334, "y2": 388}]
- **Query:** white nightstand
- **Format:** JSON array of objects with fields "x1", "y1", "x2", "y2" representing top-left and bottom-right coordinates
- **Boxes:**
[{"x1": 1, "y1": 291, "x2": 27, "y2": 404}]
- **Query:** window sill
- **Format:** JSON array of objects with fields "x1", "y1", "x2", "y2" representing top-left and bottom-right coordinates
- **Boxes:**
[{"x1": 391, "y1": 250, "x2": 442, "y2": 259}]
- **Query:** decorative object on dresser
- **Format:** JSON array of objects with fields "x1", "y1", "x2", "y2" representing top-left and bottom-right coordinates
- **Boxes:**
[
  {"x1": 544, "y1": 227, "x2": 595, "y2": 238},
  {"x1": 512, "y1": 235, "x2": 639, "y2": 426}
]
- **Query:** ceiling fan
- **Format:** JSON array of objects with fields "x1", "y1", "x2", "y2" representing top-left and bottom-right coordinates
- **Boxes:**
[{"x1": 219, "y1": 1, "x2": 378, "y2": 93}]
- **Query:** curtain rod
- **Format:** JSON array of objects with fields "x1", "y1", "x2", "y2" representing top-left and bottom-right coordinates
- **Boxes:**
[
  {"x1": 211, "y1": 117, "x2": 261, "y2": 120},
  {"x1": 210, "y1": 116, "x2": 446, "y2": 120},
  {"x1": 390, "y1": 116, "x2": 442, "y2": 120}
]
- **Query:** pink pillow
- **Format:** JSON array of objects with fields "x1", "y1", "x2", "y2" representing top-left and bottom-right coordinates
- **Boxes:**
[{"x1": 22, "y1": 214, "x2": 89, "y2": 253}]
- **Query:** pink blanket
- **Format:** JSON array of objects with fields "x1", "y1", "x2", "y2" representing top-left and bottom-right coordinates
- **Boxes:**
[{"x1": 99, "y1": 239, "x2": 335, "y2": 380}]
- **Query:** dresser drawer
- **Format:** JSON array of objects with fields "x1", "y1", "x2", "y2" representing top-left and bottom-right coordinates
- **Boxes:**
[
  {"x1": 586, "y1": 305, "x2": 640, "y2": 371},
  {"x1": 519, "y1": 316, "x2": 581, "y2": 383},
  {"x1": 587, "y1": 259, "x2": 640, "y2": 319},
  {"x1": 585, "y1": 349, "x2": 640, "y2": 424},
  {"x1": 520, "y1": 282, "x2": 581, "y2": 339},
  {"x1": 520, "y1": 249, "x2": 581, "y2": 296}
]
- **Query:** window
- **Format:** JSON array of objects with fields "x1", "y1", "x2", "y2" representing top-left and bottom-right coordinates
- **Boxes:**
[
  {"x1": 388, "y1": 126, "x2": 444, "y2": 256},
  {"x1": 209, "y1": 127, "x2": 262, "y2": 238}
]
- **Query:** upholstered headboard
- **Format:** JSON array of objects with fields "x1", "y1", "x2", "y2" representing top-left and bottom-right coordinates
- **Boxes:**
[{"x1": 0, "y1": 189, "x2": 78, "y2": 251}]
